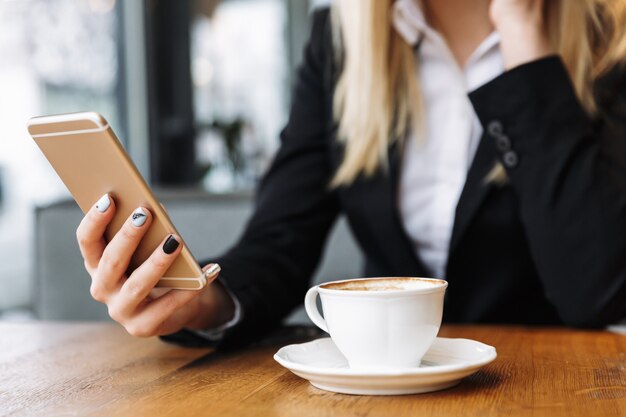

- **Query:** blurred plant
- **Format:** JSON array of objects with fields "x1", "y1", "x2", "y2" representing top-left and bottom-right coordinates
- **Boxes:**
[{"x1": 212, "y1": 118, "x2": 245, "y2": 175}]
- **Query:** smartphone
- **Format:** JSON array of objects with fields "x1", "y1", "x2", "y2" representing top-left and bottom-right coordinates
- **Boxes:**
[{"x1": 28, "y1": 111, "x2": 211, "y2": 290}]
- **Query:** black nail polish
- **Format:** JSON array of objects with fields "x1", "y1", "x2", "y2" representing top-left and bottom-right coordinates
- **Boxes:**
[{"x1": 163, "y1": 235, "x2": 179, "y2": 254}]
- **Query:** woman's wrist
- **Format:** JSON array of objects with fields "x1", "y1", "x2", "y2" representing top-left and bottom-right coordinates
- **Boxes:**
[
  {"x1": 185, "y1": 280, "x2": 237, "y2": 330},
  {"x1": 490, "y1": 0, "x2": 553, "y2": 70},
  {"x1": 497, "y1": 23, "x2": 552, "y2": 70}
]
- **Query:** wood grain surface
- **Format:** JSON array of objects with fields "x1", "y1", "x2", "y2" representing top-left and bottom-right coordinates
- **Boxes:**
[{"x1": 0, "y1": 323, "x2": 624, "y2": 417}]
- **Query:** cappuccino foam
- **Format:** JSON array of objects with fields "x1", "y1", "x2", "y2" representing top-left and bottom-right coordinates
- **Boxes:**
[{"x1": 322, "y1": 277, "x2": 444, "y2": 292}]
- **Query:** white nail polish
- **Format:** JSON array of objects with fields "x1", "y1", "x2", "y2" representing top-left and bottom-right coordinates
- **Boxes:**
[
  {"x1": 131, "y1": 208, "x2": 147, "y2": 227},
  {"x1": 204, "y1": 263, "x2": 221, "y2": 278},
  {"x1": 96, "y1": 194, "x2": 111, "y2": 213}
]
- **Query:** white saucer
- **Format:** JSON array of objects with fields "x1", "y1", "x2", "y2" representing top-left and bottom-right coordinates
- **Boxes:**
[{"x1": 274, "y1": 337, "x2": 497, "y2": 395}]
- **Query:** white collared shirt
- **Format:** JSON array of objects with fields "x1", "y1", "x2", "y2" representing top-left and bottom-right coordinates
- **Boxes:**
[{"x1": 393, "y1": 0, "x2": 504, "y2": 278}]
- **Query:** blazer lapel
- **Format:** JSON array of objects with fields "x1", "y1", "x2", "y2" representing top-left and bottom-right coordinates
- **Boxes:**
[
  {"x1": 332, "y1": 132, "x2": 425, "y2": 275},
  {"x1": 448, "y1": 133, "x2": 498, "y2": 255},
  {"x1": 387, "y1": 136, "x2": 497, "y2": 276},
  {"x1": 339, "y1": 133, "x2": 494, "y2": 276}
]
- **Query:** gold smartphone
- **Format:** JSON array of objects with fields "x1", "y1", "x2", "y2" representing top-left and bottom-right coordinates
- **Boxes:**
[{"x1": 28, "y1": 111, "x2": 210, "y2": 290}]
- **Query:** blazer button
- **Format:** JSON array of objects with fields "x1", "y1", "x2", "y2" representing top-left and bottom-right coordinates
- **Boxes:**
[
  {"x1": 495, "y1": 134, "x2": 511, "y2": 152},
  {"x1": 503, "y1": 151, "x2": 519, "y2": 168},
  {"x1": 487, "y1": 120, "x2": 503, "y2": 137}
]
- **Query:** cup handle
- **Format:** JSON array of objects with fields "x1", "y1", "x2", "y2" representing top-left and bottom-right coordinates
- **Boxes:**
[{"x1": 304, "y1": 286, "x2": 328, "y2": 333}]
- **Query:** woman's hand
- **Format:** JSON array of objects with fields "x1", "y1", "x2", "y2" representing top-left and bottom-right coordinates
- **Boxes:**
[
  {"x1": 76, "y1": 194, "x2": 235, "y2": 337},
  {"x1": 489, "y1": 0, "x2": 553, "y2": 70}
]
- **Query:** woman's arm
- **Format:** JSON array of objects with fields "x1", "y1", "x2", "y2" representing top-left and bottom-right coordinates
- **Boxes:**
[
  {"x1": 163, "y1": 9, "x2": 340, "y2": 348},
  {"x1": 469, "y1": 56, "x2": 626, "y2": 327}
]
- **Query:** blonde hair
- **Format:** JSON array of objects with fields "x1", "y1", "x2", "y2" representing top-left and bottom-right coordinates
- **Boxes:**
[{"x1": 331, "y1": 0, "x2": 626, "y2": 187}]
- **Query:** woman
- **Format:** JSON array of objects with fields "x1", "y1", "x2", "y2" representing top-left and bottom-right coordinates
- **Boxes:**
[{"x1": 76, "y1": 0, "x2": 626, "y2": 346}]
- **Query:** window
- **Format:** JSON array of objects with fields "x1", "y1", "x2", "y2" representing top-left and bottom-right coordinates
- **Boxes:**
[
  {"x1": 146, "y1": 0, "x2": 309, "y2": 191},
  {"x1": 191, "y1": 0, "x2": 289, "y2": 192},
  {"x1": 0, "y1": 0, "x2": 315, "y2": 317},
  {"x1": 0, "y1": 0, "x2": 122, "y2": 313}
]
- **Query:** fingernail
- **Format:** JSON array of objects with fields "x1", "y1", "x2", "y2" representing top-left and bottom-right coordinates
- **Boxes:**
[
  {"x1": 204, "y1": 263, "x2": 221, "y2": 277},
  {"x1": 96, "y1": 194, "x2": 111, "y2": 213},
  {"x1": 131, "y1": 207, "x2": 148, "y2": 227},
  {"x1": 163, "y1": 235, "x2": 179, "y2": 254}
]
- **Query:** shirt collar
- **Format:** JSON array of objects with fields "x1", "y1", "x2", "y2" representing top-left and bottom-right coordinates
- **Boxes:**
[
  {"x1": 392, "y1": 0, "x2": 429, "y2": 46},
  {"x1": 466, "y1": 31, "x2": 501, "y2": 67}
]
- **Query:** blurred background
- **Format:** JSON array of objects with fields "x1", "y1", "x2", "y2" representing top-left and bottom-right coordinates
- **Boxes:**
[{"x1": 0, "y1": 0, "x2": 361, "y2": 322}]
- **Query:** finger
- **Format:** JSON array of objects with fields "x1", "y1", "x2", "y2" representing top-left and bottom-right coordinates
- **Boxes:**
[
  {"x1": 202, "y1": 262, "x2": 222, "y2": 277},
  {"x1": 116, "y1": 234, "x2": 183, "y2": 313},
  {"x1": 150, "y1": 266, "x2": 222, "y2": 335},
  {"x1": 76, "y1": 193, "x2": 116, "y2": 271},
  {"x1": 126, "y1": 289, "x2": 202, "y2": 337},
  {"x1": 153, "y1": 292, "x2": 204, "y2": 336},
  {"x1": 145, "y1": 262, "x2": 218, "y2": 301},
  {"x1": 96, "y1": 207, "x2": 153, "y2": 293}
]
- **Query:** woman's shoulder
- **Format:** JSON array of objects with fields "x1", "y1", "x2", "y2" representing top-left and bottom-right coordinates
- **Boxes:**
[
  {"x1": 311, "y1": 5, "x2": 331, "y2": 22},
  {"x1": 306, "y1": 6, "x2": 338, "y2": 88},
  {"x1": 310, "y1": 6, "x2": 331, "y2": 37},
  {"x1": 308, "y1": 7, "x2": 333, "y2": 60}
]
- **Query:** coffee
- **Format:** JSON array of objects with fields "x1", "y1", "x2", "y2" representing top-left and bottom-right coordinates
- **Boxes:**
[
  {"x1": 321, "y1": 277, "x2": 444, "y2": 292},
  {"x1": 305, "y1": 277, "x2": 448, "y2": 369}
]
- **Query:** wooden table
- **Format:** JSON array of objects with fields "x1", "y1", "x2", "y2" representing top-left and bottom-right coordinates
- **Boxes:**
[{"x1": 1, "y1": 323, "x2": 624, "y2": 417}]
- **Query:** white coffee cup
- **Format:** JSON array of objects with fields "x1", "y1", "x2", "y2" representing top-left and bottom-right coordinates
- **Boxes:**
[{"x1": 305, "y1": 277, "x2": 448, "y2": 369}]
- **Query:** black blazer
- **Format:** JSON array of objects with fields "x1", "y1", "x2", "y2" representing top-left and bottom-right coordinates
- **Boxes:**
[{"x1": 165, "y1": 8, "x2": 626, "y2": 348}]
